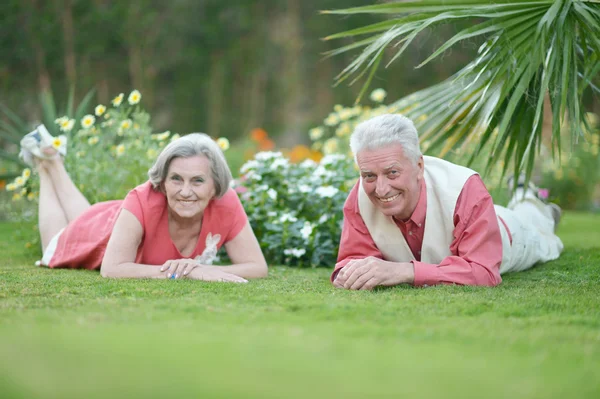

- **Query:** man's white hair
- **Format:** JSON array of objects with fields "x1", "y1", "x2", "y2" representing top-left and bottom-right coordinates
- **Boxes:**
[{"x1": 350, "y1": 114, "x2": 422, "y2": 163}]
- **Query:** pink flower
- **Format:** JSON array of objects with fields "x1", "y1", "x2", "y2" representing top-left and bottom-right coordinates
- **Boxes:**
[{"x1": 538, "y1": 188, "x2": 549, "y2": 200}]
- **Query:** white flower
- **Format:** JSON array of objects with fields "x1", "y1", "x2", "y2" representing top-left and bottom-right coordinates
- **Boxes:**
[
  {"x1": 270, "y1": 158, "x2": 289, "y2": 170},
  {"x1": 298, "y1": 184, "x2": 312, "y2": 193},
  {"x1": 240, "y1": 160, "x2": 260, "y2": 174},
  {"x1": 283, "y1": 248, "x2": 306, "y2": 258},
  {"x1": 267, "y1": 188, "x2": 277, "y2": 200},
  {"x1": 128, "y1": 90, "x2": 142, "y2": 105},
  {"x1": 95, "y1": 104, "x2": 106, "y2": 116},
  {"x1": 116, "y1": 144, "x2": 126, "y2": 156},
  {"x1": 267, "y1": 211, "x2": 278, "y2": 217},
  {"x1": 81, "y1": 114, "x2": 95, "y2": 129},
  {"x1": 324, "y1": 113, "x2": 340, "y2": 126},
  {"x1": 216, "y1": 137, "x2": 230, "y2": 151},
  {"x1": 318, "y1": 214, "x2": 329, "y2": 224},
  {"x1": 309, "y1": 127, "x2": 324, "y2": 141},
  {"x1": 59, "y1": 118, "x2": 75, "y2": 132},
  {"x1": 300, "y1": 222, "x2": 313, "y2": 240},
  {"x1": 249, "y1": 172, "x2": 262, "y2": 181},
  {"x1": 55, "y1": 116, "x2": 68, "y2": 125},
  {"x1": 152, "y1": 131, "x2": 170, "y2": 141},
  {"x1": 323, "y1": 138, "x2": 338, "y2": 155},
  {"x1": 120, "y1": 119, "x2": 132, "y2": 130},
  {"x1": 320, "y1": 154, "x2": 346, "y2": 166},
  {"x1": 255, "y1": 151, "x2": 283, "y2": 161},
  {"x1": 112, "y1": 93, "x2": 124, "y2": 107},
  {"x1": 315, "y1": 186, "x2": 339, "y2": 198},
  {"x1": 279, "y1": 213, "x2": 298, "y2": 223},
  {"x1": 370, "y1": 88, "x2": 387, "y2": 102},
  {"x1": 256, "y1": 184, "x2": 269, "y2": 192},
  {"x1": 300, "y1": 159, "x2": 317, "y2": 169}
]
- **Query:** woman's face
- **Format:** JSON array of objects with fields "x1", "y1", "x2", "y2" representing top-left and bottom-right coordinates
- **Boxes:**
[{"x1": 163, "y1": 155, "x2": 216, "y2": 221}]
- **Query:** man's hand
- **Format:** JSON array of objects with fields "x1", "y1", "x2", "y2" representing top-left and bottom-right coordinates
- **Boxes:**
[{"x1": 333, "y1": 257, "x2": 414, "y2": 290}]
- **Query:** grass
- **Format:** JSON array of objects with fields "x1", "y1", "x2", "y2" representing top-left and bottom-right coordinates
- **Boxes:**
[{"x1": 1, "y1": 212, "x2": 599, "y2": 398}]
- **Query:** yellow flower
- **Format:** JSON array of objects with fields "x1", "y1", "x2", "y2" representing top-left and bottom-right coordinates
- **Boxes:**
[
  {"x1": 12, "y1": 193, "x2": 21, "y2": 201},
  {"x1": 128, "y1": 90, "x2": 142, "y2": 105},
  {"x1": 88, "y1": 136, "x2": 99, "y2": 145},
  {"x1": 22, "y1": 168, "x2": 31, "y2": 179},
  {"x1": 112, "y1": 93, "x2": 124, "y2": 107},
  {"x1": 95, "y1": 105, "x2": 106, "y2": 116},
  {"x1": 323, "y1": 138, "x2": 339, "y2": 155},
  {"x1": 116, "y1": 144, "x2": 126, "y2": 156},
  {"x1": 60, "y1": 119, "x2": 75, "y2": 132},
  {"x1": 152, "y1": 131, "x2": 170, "y2": 141},
  {"x1": 76, "y1": 150, "x2": 86, "y2": 158},
  {"x1": 81, "y1": 114, "x2": 95, "y2": 129},
  {"x1": 147, "y1": 148, "x2": 157, "y2": 159},
  {"x1": 6, "y1": 183, "x2": 17, "y2": 191},
  {"x1": 335, "y1": 123, "x2": 352, "y2": 138},
  {"x1": 333, "y1": 104, "x2": 343, "y2": 112},
  {"x1": 309, "y1": 127, "x2": 324, "y2": 141},
  {"x1": 338, "y1": 108, "x2": 353, "y2": 121},
  {"x1": 27, "y1": 192, "x2": 35, "y2": 201},
  {"x1": 370, "y1": 88, "x2": 387, "y2": 103},
  {"x1": 20, "y1": 188, "x2": 27, "y2": 196},
  {"x1": 55, "y1": 116, "x2": 68, "y2": 125},
  {"x1": 120, "y1": 119, "x2": 132, "y2": 130},
  {"x1": 170, "y1": 134, "x2": 180, "y2": 142},
  {"x1": 14, "y1": 176, "x2": 25, "y2": 187},
  {"x1": 324, "y1": 113, "x2": 340, "y2": 127},
  {"x1": 216, "y1": 137, "x2": 230, "y2": 151},
  {"x1": 52, "y1": 137, "x2": 63, "y2": 149}
]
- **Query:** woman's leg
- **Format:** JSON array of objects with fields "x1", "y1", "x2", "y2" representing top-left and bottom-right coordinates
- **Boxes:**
[
  {"x1": 41, "y1": 156, "x2": 91, "y2": 223},
  {"x1": 37, "y1": 163, "x2": 69, "y2": 252}
]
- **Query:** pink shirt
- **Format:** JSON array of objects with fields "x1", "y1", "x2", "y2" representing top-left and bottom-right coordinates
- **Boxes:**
[
  {"x1": 333, "y1": 175, "x2": 505, "y2": 287},
  {"x1": 48, "y1": 182, "x2": 247, "y2": 269}
]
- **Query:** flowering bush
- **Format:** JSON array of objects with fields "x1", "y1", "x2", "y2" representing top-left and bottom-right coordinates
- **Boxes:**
[{"x1": 235, "y1": 151, "x2": 357, "y2": 267}]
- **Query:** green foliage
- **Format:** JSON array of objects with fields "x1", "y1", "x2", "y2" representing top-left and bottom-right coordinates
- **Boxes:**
[
  {"x1": 324, "y1": 0, "x2": 600, "y2": 183},
  {"x1": 236, "y1": 152, "x2": 357, "y2": 266}
]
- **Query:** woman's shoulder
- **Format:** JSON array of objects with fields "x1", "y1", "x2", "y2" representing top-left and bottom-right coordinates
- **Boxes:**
[{"x1": 211, "y1": 188, "x2": 242, "y2": 209}]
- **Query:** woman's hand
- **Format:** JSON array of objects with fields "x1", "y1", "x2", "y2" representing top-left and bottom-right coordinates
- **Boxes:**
[
  {"x1": 160, "y1": 259, "x2": 200, "y2": 279},
  {"x1": 161, "y1": 260, "x2": 248, "y2": 283},
  {"x1": 186, "y1": 266, "x2": 248, "y2": 283}
]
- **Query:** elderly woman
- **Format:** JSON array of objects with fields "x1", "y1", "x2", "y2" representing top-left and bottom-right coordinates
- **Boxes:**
[{"x1": 19, "y1": 125, "x2": 267, "y2": 282}]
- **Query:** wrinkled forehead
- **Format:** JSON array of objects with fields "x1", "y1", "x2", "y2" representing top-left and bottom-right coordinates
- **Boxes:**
[
  {"x1": 167, "y1": 155, "x2": 212, "y2": 176},
  {"x1": 356, "y1": 144, "x2": 411, "y2": 169}
]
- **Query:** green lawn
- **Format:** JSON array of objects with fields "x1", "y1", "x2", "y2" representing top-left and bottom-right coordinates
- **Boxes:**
[{"x1": 1, "y1": 213, "x2": 599, "y2": 399}]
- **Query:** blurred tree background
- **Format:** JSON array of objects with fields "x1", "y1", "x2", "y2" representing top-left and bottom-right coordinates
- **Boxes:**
[{"x1": 0, "y1": 0, "x2": 477, "y2": 144}]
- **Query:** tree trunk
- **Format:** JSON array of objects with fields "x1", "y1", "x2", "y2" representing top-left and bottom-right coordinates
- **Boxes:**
[
  {"x1": 26, "y1": 0, "x2": 51, "y2": 92},
  {"x1": 59, "y1": 0, "x2": 77, "y2": 91}
]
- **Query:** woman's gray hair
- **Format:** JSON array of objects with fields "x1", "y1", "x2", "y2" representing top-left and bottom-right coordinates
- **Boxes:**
[
  {"x1": 148, "y1": 133, "x2": 232, "y2": 198},
  {"x1": 350, "y1": 114, "x2": 422, "y2": 164}
]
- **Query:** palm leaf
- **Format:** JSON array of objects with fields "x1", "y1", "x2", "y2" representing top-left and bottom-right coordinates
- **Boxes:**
[{"x1": 324, "y1": 0, "x2": 600, "y2": 181}]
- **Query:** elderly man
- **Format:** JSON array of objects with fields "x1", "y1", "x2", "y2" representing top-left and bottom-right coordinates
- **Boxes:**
[{"x1": 333, "y1": 114, "x2": 563, "y2": 289}]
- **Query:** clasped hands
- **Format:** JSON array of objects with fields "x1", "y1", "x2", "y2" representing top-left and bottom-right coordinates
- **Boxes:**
[
  {"x1": 160, "y1": 259, "x2": 247, "y2": 283},
  {"x1": 333, "y1": 256, "x2": 414, "y2": 290}
]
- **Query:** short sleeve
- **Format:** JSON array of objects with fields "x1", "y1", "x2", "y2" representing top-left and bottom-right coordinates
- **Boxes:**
[
  {"x1": 121, "y1": 189, "x2": 144, "y2": 225},
  {"x1": 221, "y1": 189, "x2": 249, "y2": 243}
]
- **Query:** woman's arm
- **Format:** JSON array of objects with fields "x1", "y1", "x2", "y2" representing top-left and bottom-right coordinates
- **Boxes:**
[
  {"x1": 201, "y1": 222, "x2": 268, "y2": 279},
  {"x1": 100, "y1": 209, "x2": 165, "y2": 279}
]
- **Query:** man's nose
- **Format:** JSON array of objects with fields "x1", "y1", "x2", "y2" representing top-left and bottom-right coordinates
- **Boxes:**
[{"x1": 374, "y1": 177, "x2": 389, "y2": 197}]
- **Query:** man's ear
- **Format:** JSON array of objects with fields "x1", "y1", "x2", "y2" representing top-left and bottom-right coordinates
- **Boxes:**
[{"x1": 416, "y1": 156, "x2": 425, "y2": 181}]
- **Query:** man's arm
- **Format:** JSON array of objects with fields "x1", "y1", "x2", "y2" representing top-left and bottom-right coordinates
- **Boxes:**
[{"x1": 412, "y1": 175, "x2": 503, "y2": 287}]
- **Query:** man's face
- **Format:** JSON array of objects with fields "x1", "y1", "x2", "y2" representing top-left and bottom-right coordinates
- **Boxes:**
[{"x1": 356, "y1": 144, "x2": 424, "y2": 221}]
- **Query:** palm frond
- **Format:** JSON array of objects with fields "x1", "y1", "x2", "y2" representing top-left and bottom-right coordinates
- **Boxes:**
[{"x1": 324, "y1": 0, "x2": 600, "y2": 180}]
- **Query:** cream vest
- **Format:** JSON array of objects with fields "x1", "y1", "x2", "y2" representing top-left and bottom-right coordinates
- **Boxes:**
[{"x1": 357, "y1": 156, "x2": 510, "y2": 268}]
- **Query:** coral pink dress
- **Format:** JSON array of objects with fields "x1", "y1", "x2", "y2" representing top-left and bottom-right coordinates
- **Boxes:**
[{"x1": 43, "y1": 181, "x2": 248, "y2": 269}]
